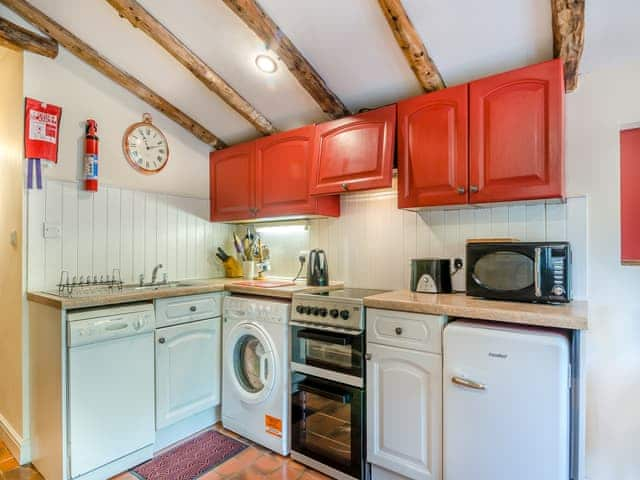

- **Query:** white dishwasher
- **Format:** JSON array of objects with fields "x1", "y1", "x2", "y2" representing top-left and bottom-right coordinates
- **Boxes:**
[{"x1": 68, "y1": 303, "x2": 155, "y2": 479}]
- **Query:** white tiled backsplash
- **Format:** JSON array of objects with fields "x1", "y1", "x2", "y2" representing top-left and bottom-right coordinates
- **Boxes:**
[
  {"x1": 27, "y1": 179, "x2": 233, "y2": 290},
  {"x1": 256, "y1": 190, "x2": 588, "y2": 299}
]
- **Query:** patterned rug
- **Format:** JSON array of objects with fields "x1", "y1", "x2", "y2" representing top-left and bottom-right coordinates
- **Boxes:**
[{"x1": 132, "y1": 430, "x2": 248, "y2": 480}]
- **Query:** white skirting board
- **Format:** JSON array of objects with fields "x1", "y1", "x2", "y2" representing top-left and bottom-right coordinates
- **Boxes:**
[{"x1": 0, "y1": 412, "x2": 30, "y2": 465}]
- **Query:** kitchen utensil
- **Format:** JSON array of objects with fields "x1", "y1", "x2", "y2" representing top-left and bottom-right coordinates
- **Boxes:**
[
  {"x1": 411, "y1": 258, "x2": 454, "y2": 293},
  {"x1": 217, "y1": 247, "x2": 230, "y2": 261},
  {"x1": 233, "y1": 233, "x2": 245, "y2": 260},
  {"x1": 307, "y1": 249, "x2": 329, "y2": 286}
]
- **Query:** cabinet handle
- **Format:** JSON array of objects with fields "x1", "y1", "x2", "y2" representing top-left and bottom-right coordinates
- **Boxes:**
[
  {"x1": 364, "y1": 353, "x2": 372, "y2": 361},
  {"x1": 452, "y1": 376, "x2": 486, "y2": 390},
  {"x1": 190, "y1": 305, "x2": 197, "y2": 312},
  {"x1": 341, "y1": 183, "x2": 349, "y2": 191},
  {"x1": 158, "y1": 337, "x2": 166, "y2": 344},
  {"x1": 456, "y1": 186, "x2": 466, "y2": 194},
  {"x1": 395, "y1": 327, "x2": 403, "y2": 335},
  {"x1": 469, "y1": 185, "x2": 479, "y2": 193}
]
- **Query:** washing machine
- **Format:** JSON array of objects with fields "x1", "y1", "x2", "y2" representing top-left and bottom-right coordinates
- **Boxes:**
[{"x1": 222, "y1": 295, "x2": 291, "y2": 455}]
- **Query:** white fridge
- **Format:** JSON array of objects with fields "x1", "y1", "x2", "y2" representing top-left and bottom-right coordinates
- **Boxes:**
[{"x1": 443, "y1": 320, "x2": 571, "y2": 480}]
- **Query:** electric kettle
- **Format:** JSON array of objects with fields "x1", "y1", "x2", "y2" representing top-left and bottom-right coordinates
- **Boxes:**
[{"x1": 307, "y1": 249, "x2": 329, "y2": 286}]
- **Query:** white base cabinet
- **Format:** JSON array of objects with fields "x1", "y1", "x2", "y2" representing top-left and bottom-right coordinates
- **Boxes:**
[
  {"x1": 366, "y1": 309, "x2": 445, "y2": 480},
  {"x1": 156, "y1": 317, "x2": 221, "y2": 429}
]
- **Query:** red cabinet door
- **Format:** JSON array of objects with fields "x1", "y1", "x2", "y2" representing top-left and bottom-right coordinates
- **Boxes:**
[
  {"x1": 310, "y1": 105, "x2": 396, "y2": 195},
  {"x1": 469, "y1": 59, "x2": 565, "y2": 203},
  {"x1": 620, "y1": 128, "x2": 640, "y2": 264},
  {"x1": 255, "y1": 125, "x2": 339, "y2": 218},
  {"x1": 210, "y1": 142, "x2": 255, "y2": 222},
  {"x1": 398, "y1": 84, "x2": 469, "y2": 208}
]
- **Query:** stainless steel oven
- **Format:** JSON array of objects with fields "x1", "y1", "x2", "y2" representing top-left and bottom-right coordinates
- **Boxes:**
[{"x1": 290, "y1": 288, "x2": 384, "y2": 480}]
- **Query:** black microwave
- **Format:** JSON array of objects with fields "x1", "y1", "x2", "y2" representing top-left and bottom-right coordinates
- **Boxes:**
[{"x1": 466, "y1": 242, "x2": 571, "y2": 304}]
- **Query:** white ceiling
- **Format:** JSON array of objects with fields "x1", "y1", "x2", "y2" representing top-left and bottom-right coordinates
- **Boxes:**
[{"x1": 3, "y1": 0, "x2": 639, "y2": 147}]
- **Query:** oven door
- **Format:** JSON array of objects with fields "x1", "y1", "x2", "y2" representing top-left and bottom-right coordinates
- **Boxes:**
[
  {"x1": 292, "y1": 374, "x2": 364, "y2": 480},
  {"x1": 291, "y1": 325, "x2": 364, "y2": 386}
]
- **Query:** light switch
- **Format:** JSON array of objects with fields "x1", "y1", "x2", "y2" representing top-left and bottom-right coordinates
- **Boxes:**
[{"x1": 43, "y1": 222, "x2": 61, "y2": 239}]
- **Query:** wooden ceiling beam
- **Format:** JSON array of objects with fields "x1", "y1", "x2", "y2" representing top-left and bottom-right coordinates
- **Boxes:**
[
  {"x1": 221, "y1": 0, "x2": 350, "y2": 119},
  {"x1": 378, "y1": 0, "x2": 445, "y2": 92},
  {"x1": 106, "y1": 0, "x2": 276, "y2": 135},
  {"x1": 0, "y1": 0, "x2": 226, "y2": 148},
  {"x1": 551, "y1": 0, "x2": 585, "y2": 92},
  {"x1": 0, "y1": 16, "x2": 57, "y2": 57}
]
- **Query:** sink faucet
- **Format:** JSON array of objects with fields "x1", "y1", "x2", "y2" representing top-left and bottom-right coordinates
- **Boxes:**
[{"x1": 151, "y1": 264, "x2": 164, "y2": 284}]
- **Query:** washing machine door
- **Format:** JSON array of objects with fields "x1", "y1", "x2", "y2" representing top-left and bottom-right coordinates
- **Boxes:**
[{"x1": 226, "y1": 322, "x2": 277, "y2": 404}]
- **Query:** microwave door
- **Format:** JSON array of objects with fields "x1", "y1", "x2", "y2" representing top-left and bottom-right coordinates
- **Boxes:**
[{"x1": 469, "y1": 248, "x2": 538, "y2": 300}]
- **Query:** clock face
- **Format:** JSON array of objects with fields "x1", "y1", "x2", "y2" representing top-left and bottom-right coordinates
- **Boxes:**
[{"x1": 123, "y1": 119, "x2": 169, "y2": 174}]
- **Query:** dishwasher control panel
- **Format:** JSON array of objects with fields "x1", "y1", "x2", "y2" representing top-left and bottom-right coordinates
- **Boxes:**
[{"x1": 68, "y1": 303, "x2": 155, "y2": 347}]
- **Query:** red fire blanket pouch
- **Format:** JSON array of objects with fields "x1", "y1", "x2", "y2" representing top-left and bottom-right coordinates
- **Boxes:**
[{"x1": 24, "y1": 97, "x2": 62, "y2": 189}]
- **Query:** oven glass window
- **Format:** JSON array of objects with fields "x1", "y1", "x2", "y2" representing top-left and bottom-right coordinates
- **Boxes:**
[
  {"x1": 291, "y1": 327, "x2": 364, "y2": 377},
  {"x1": 473, "y1": 251, "x2": 534, "y2": 291},
  {"x1": 234, "y1": 334, "x2": 267, "y2": 393},
  {"x1": 292, "y1": 375, "x2": 363, "y2": 479}
]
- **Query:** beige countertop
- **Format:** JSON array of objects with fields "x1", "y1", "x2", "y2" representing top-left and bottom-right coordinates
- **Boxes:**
[
  {"x1": 363, "y1": 290, "x2": 588, "y2": 330},
  {"x1": 27, "y1": 278, "x2": 344, "y2": 310}
]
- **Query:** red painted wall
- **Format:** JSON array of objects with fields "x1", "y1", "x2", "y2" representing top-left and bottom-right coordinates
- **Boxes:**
[{"x1": 620, "y1": 128, "x2": 640, "y2": 263}]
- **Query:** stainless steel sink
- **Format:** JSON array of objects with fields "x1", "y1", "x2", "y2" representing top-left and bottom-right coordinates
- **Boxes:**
[{"x1": 129, "y1": 280, "x2": 204, "y2": 291}]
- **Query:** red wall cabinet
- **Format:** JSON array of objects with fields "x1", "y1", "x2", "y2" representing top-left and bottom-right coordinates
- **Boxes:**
[
  {"x1": 398, "y1": 84, "x2": 469, "y2": 208},
  {"x1": 469, "y1": 59, "x2": 565, "y2": 203},
  {"x1": 210, "y1": 142, "x2": 255, "y2": 222},
  {"x1": 399, "y1": 59, "x2": 565, "y2": 209},
  {"x1": 310, "y1": 105, "x2": 396, "y2": 195},
  {"x1": 620, "y1": 128, "x2": 640, "y2": 264},
  {"x1": 210, "y1": 126, "x2": 339, "y2": 222},
  {"x1": 255, "y1": 126, "x2": 339, "y2": 218}
]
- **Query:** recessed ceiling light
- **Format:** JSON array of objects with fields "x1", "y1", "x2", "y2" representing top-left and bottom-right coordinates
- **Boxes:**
[{"x1": 255, "y1": 54, "x2": 277, "y2": 74}]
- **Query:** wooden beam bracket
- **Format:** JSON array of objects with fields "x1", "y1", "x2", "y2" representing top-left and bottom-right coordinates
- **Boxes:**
[{"x1": 0, "y1": 15, "x2": 57, "y2": 57}]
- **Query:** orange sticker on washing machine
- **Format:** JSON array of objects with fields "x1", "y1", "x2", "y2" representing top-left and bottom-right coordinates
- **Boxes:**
[{"x1": 265, "y1": 415, "x2": 282, "y2": 437}]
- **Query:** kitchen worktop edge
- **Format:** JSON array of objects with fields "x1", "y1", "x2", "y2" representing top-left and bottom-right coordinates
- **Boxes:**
[{"x1": 363, "y1": 290, "x2": 588, "y2": 330}]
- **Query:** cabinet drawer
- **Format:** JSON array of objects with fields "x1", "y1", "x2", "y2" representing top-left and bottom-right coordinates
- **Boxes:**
[
  {"x1": 366, "y1": 308, "x2": 445, "y2": 353},
  {"x1": 155, "y1": 293, "x2": 223, "y2": 328}
]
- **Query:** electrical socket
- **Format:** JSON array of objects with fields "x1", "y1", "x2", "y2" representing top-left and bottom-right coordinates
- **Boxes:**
[{"x1": 43, "y1": 222, "x2": 61, "y2": 239}]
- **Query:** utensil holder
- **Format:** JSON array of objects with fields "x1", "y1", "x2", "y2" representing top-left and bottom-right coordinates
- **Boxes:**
[
  {"x1": 242, "y1": 260, "x2": 256, "y2": 280},
  {"x1": 222, "y1": 257, "x2": 243, "y2": 278}
]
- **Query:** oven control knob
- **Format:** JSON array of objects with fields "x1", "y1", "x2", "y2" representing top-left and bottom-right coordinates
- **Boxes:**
[
  {"x1": 552, "y1": 285, "x2": 565, "y2": 296},
  {"x1": 329, "y1": 309, "x2": 339, "y2": 318},
  {"x1": 303, "y1": 306, "x2": 312, "y2": 315},
  {"x1": 312, "y1": 308, "x2": 320, "y2": 316},
  {"x1": 296, "y1": 305, "x2": 304, "y2": 314},
  {"x1": 319, "y1": 308, "x2": 328, "y2": 317},
  {"x1": 340, "y1": 310, "x2": 350, "y2": 320}
]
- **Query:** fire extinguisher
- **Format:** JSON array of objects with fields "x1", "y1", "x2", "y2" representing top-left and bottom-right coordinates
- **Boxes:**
[{"x1": 84, "y1": 119, "x2": 99, "y2": 192}]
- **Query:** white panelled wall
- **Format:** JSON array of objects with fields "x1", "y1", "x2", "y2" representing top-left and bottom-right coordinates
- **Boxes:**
[
  {"x1": 28, "y1": 179, "x2": 233, "y2": 291},
  {"x1": 307, "y1": 189, "x2": 588, "y2": 298}
]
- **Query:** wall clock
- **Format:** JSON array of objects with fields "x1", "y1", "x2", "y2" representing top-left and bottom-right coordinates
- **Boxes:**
[{"x1": 123, "y1": 113, "x2": 169, "y2": 174}]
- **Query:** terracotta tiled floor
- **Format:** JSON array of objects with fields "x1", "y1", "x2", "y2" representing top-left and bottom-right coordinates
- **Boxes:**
[{"x1": 112, "y1": 424, "x2": 331, "y2": 480}]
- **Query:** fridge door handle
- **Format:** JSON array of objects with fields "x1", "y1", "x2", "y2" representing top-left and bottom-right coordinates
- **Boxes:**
[{"x1": 452, "y1": 376, "x2": 486, "y2": 391}]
